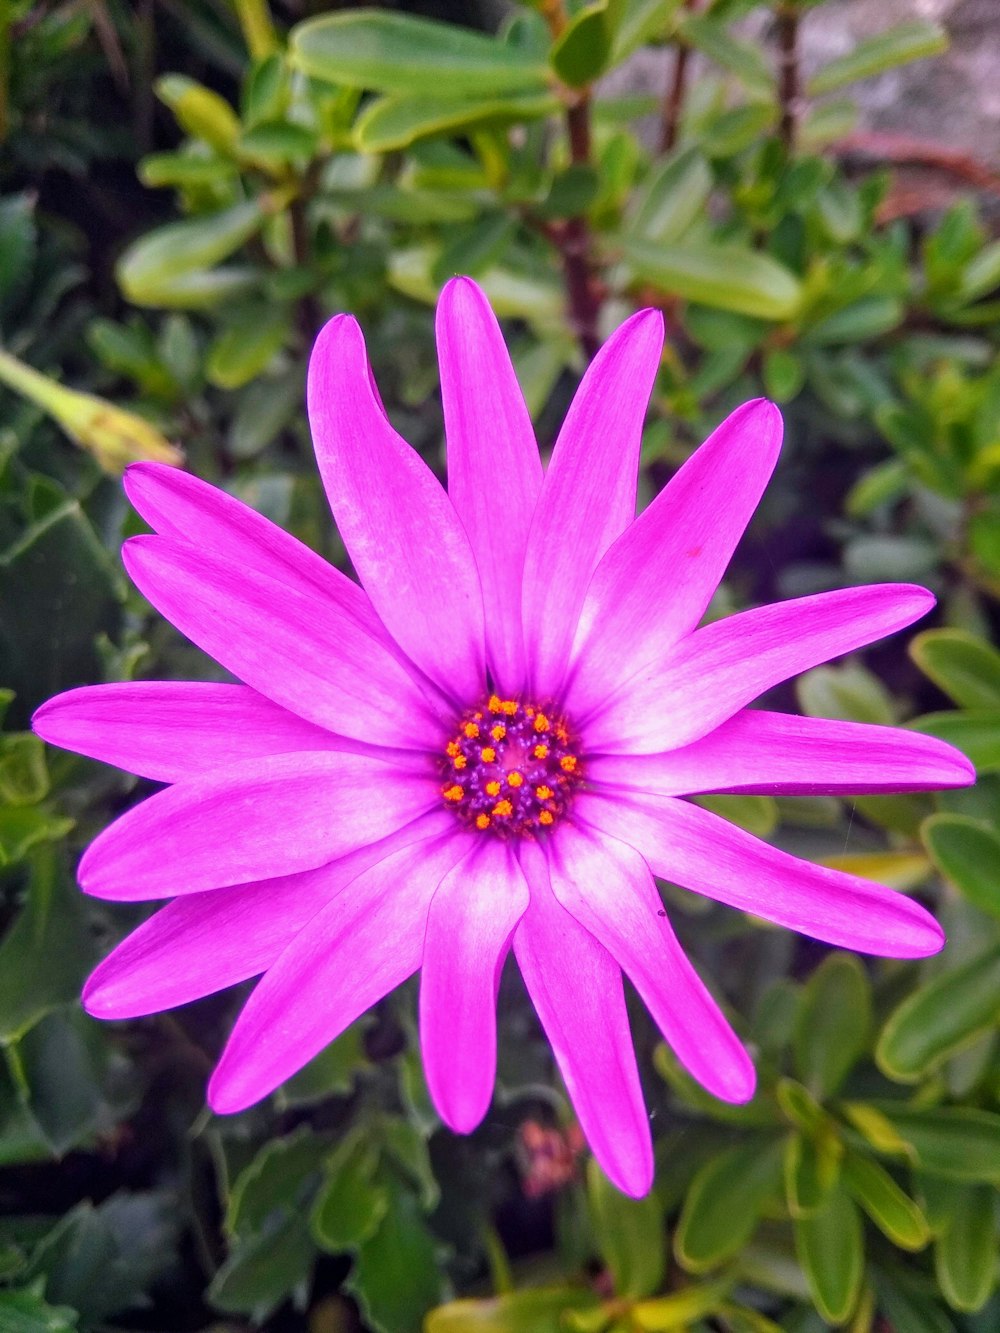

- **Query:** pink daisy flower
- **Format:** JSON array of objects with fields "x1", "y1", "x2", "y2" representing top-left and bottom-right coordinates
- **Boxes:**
[{"x1": 33, "y1": 278, "x2": 973, "y2": 1198}]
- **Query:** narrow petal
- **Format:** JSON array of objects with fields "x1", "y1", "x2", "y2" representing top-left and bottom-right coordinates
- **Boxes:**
[
  {"x1": 580, "y1": 790, "x2": 945, "y2": 958},
  {"x1": 78, "y1": 751, "x2": 437, "y2": 901},
  {"x1": 308, "y1": 315, "x2": 486, "y2": 702},
  {"x1": 420, "y1": 837, "x2": 528, "y2": 1132},
  {"x1": 514, "y1": 840, "x2": 653, "y2": 1199},
  {"x1": 578, "y1": 584, "x2": 935, "y2": 754},
  {"x1": 438, "y1": 277, "x2": 543, "y2": 693},
  {"x1": 32, "y1": 681, "x2": 385, "y2": 782},
  {"x1": 568, "y1": 401, "x2": 782, "y2": 708},
  {"x1": 123, "y1": 536, "x2": 444, "y2": 750},
  {"x1": 548, "y1": 823, "x2": 755, "y2": 1104},
  {"x1": 521, "y1": 309, "x2": 664, "y2": 696},
  {"x1": 83, "y1": 814, "x2": 451, "y2": 1018},
  {"x1": 588, "y1": 709, "x2": 977, "y2": 797},
  {"x1": 209, "y1": 831, "x2": 468, "y2": 1112},
  {"x1": 125, "y1": 461, "x2": 387, "y2": 642}
]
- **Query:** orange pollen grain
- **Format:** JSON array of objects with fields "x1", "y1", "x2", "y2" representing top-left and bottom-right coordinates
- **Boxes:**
[
  {"x1": 492, "y1": 799, "x2": 513, "y2": 818},
  {"x1": 488, "y1": 694, "x2": 503, "y2": 712},
  {"x1": 453, "y1": 755, "x2": 467, "y2": 770},
  {"x1": 485, "y1": 780, "x2": 502, "y2": 797},
  {"x1": 490, "y1": 724, "x2": 506, "y2": 741},
  {"x1": 446, "y1": 741, "x2": 460, "y2": 758},
  {"x1": 476, "y1": 813, "x2": 490, "y2": 829},
  {"x1": 533, "y1": 714, "x2": 550, "y2": 733},
  {"x1": 463, "y1": 722, "x2": 480, "y2": 739},
  {"x1": 480, "y1": 746, "x2": 497, "y2": 762},
  {"x1": 533, "y1": 743, "x2": 549, "y2": 759},
  {"x1": 507, "y1": 771, "x2": 524, "y2": 788},
  {"x1": 443, "y1": 784, "x2": 464, "y2": 802},
  {"x1": 535, "y1": 785, "x2": 554, "y2": 801},
  {"x1": 500, "y1": 699, "x2": 518, "y2": 715},
  {"x1": 539, "y1": 810, "x2": 554, "y2": 826},
  {"x1": 559, "y1": 755, "x2": 578, "y2": 773}
]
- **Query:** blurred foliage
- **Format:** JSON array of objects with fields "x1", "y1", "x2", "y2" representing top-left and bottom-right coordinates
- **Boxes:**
[{"x1": 1, "y1": 0, "x2": 999, "y2": 1329}]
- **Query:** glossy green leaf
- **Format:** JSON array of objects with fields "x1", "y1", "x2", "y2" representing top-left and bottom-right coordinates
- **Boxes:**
[
  {"x1": 587, "y1": 1158, "x2": 664, "y2": 1298},
  {"x1": 311, "y1": 1132, "x2": 388, "y2": 1253},
  {"x1": 794, "y1": 954, "x2": 872, "y2": 1099},
  {"x1": 807, "y1": 21, "x2": 948, "y2": 95},
  {"x1": 355, "y1": 91, "x2": 556, "y2": 152},
  {"x1": 877, "y1": 943, "x2": 1000, "y2": 1080},
  {"x1": 933, "y1": 1183, "x2": 998, "y2": 1312},
  {"x1": 623, "y1": 240, "x2": 802, "y2": 320},
  {"x1": 675, "y1": 1138, "x2": 784, "y2": 1272},
  {"x1": 922, "y1": 814, "x2": 1000, "y2": 916},
  {"x1": 117, "y1": 202, "x2": 266, "y2": 307},
  {"x1": 784, "y1": 1130, "x2": 842, "y2": 1218},
  {"x1": 551, "y1": 3, "x2": 612, "y2": 87},
  {"x1": 426, "y1": 1286, "x2": 601, "y2": 1332},
  {"x1": 628, "y1": 148, "x2": 713, "y2": 246},
  {"x1": 841, "y1": 1153, "x2": 929, "y2": 1250},
  {"x1": 910, "y1": 630, "x2": 1000, "y2": 709},
  {"x1": 859, "y1": 1105, "x2": 1000, "y2": 1183},
  {"x1": 290, "y1": 11, "x2": 549, "y2": 97},
  {"x1": 793, "y1": 1185, "x2": 864, "y2": 1324},
  {"x1": 348, "y1": 1172, "x2": 443, "y2": 1333}
]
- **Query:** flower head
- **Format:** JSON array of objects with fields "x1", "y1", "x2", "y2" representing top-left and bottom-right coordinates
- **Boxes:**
[{"x1": 33, "y1": 278, "x2": 973, "y2": 1198}]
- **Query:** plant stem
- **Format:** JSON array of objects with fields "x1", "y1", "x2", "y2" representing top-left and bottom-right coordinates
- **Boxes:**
[
  {"x1": 776, "y1": 3, "x2": 800, "y2": 152},
  {"x1": 659, "y1": 0, "x2": 699, "y2": 153}
]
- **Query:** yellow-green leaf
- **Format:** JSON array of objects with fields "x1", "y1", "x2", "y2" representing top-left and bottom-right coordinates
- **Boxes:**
[{"x1": 623, "y1": 239, "x2": 801, "y2": 320}]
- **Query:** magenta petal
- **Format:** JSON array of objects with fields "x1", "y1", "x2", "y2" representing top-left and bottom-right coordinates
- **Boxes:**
[
  {"x1": 209, "y1": 831, "x2": 468, "y2": 1112},
  {"x1": 123, "y1": 536, "x2": 444, "y2": 749},
  {"x1": 580, "y1": 791, "x2": 945, "y2": 958},
  {"x1": 521, "y1": 309, "x2": 664, "y2": 697},
  {"x1": 78, "y1": 751, "x2": 436, "y2": 901},
  {"x1": 125, "y1": 461, "x2": 388, "y2": 642},
  {"x1": 438, "y1": 278, "x2": 542, "y2": 694},
  {"x1": 588, "y1": 709, "x2": 977, "y2": 797},
  {"x1": 579, "y1": 584, "x2": 936, "y2": 753},
  {"x1": 31, "y1": 681, "x2": 386, "y2": 782},
  {"x1": 568, "y1": 400, "x2": 782, "y2": 709},
  {"x1": 420, "y1": 837, "x2": 528, "y2": 1133},
  {"x1": 308, "y1": 315, "x2": 486, "y2": 702},
  {"x1": 548, "y1": 823, "x2": 755, "y2": 1103},
  {"x1": 83, "y1": 815, "x2": 450, "y2": 1018},
  {"x1": 514, "y1": 841, "x2": 652, "y2": 1198}
]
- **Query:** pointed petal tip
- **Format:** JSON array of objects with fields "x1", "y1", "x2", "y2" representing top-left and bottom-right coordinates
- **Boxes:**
[
  {"x1": 599, "y1": 1143, "x2": 655, "y2": 1199},
  {"x1": 434, "y1": 1092, "x2": 488, "y2": 1137},
  {"x1": 206, "y1": 1070, "x2": 247, "y2": 1117}
]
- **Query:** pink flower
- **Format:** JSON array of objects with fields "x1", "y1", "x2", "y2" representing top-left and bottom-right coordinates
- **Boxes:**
[{"x1": 33, "y1": 279, "x2": 972, "y2": 1198}]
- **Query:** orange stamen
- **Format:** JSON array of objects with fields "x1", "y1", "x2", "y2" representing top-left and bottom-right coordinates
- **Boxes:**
[
  {"x1": 480, "y1": 746, "x2": 496, "y2": 762},
  {"x1": 443, "y1": 785, "x2": 464, "y2": 803},
  {"x1": 507, "y1": 771, "x2": 524, "y2": 788},
  {"x1": 492, "y1": 799, "x2": 513, "y2": 818}
]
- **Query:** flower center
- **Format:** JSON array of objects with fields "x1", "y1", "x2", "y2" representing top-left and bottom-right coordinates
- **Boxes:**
[{"x1": 440, "y1": 695, "x2": 583, "y2": 837}]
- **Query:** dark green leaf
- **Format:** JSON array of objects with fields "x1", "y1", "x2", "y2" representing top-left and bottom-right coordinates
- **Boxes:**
[
  {"x1": 910, "y1": 630, "x2": 1000, "y2": 709},
  {"x1": 551, "y1": 3, "x2": 613, "y2": 87},
  {"x1": 0, "y1": 1287, "x2": 78, "y2": 1332},
  {"x1": 587, "y1": 1157, "x2": 665, "y2": 1298},
  {"x1": 923, "y1": 814, "x2": 1000, "y2": 917},
  {"x1": 933, "y1": 1182, "x2": 998, "y2": 1312},
  {"x1": 910, "y1": 711, "x2": 1000, "y2": 772},
  {"x1": 675, "y1": 1138, "x2": 784, "y2": 1272},
  {"x1": 794, "y1": 954, "x2": 871, "y2": 1099},
  {"x1": 793, "y1": 1185, "x2": 864, "y2": 1324},
  {"x1": 348, "y1": 1172, "x2": 443, "y2": 1333},
  {"x1": 841, "y1": 1153, "x2": 929, "y2": 1250}
]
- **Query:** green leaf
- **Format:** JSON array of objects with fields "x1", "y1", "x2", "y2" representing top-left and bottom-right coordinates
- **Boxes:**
[
  {"x1": 208, "y1": 1213, "x2": 315, "y2": 1321},
  {"x1": 586, "y1": 1158, "x2": 664, "y2": 1298},
  {"x1": 311, "y1": 1132, "x2": 388, "y2": 1253},
  {"x1": 623, "y1": 240, "x2": 802, "y2": 320},
  {"x1": 0, "y1": 734, "x2": 49, "y2": 806},
  {"x1": 432, "y1": 216, "x2": 519, "y2": 288},
  {"x1": 763, "y1": 348, "x2": 805, "y2": 402},
  {"x1": 609, "y1": 0, "x2": 684, "y2": 64},
  {"x1": 796, "y1": 662, "x2": 895, "y2": 725},
  {"x1": 355, "y1": 91, "x2": 556, "y2": 153},
  {"x1": 628, "y1": 148, "x2": 713, "y2": 245},
  {"x1": 856, "y1": 1105, "x2": 1000, "y2": 1183},
  {"x1": 0, "y1": 848, "x2": 91, "y2": 1044},
  {"x1": 348, "y1": 1172, "x2": 443, "y2": 1333},
  {"x1": 841, "y1": 1153, "x2": 929, "y2": 1250},
  {"x1": 551, "y1": 3, "x2": 612, "y2": 87},
  {"x1": 793, "y1": 1185, "x2": 864, "y2": 1324},
  {"x1": 933, "y1": 1182, "x2": 998, "y2": 1312},
  {"x1": 237, "y1": 120, "x2": 319, "y2": 166},
  {"x1": 678, "y1": 14, "x2": 773, "y2": 94},
  {"x1": 674, "y1": 1138, "x2": 784, "y2": 1272},
  {"x1": 275, "y1": 1017, "x2": 370, "y2": 1107},
  {"x1": 0, "y1": 1287, "x2": 78, "y2": 1333},
  {"x1": 290, "y1": 11, "x2": 548, "y2": 97},
  {"x1": 631, "y1": 1277, "x2": 735, "y2": 1331},
  {"x1": 803, "y1": 297, "x2": 903, "y2": 346},
  {"x1": 155, "y1": 74, "x2": 240, "y2": 153},
  {"x1": 794, "y1": 955, "x2": 871, "y2": 1099},
  {"x1": 876, "y1": 943, "x2": 1000, "y2": 1081},
  {"x1": 116, "y1": 202, "x2": 266, "y2": 307},
  {"x1": 425, "y1": 1287, "x2": 601, "y2": 1332},
  {"x1": 910, "y1": 710, "x2": 1000, "y2": 773},
  {"x1": 206, "y1": 311, "x2": 290, "y2": 389},
  {"x1": 226, "y1": 1127, "x2": 327, "y2": 1238},
  {"x1": 922, "y1": 814, "x2": 1000, "y2": 917},
  {"x1": 910, "y1": 630, "x2": 1000, "y2": 709},
  {"x1": 13, "y1": 1009, "x2": 104, "y2": 1156},
  {"x1": 692, "y1": 793, "x2": 776, "y2": 836},
  {"x1": 807, "y1": 21, "x2": 948, "y2": 95},
  {"x1": 784, "y1": 1130, "x2": 841, "y2": 1218}
]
